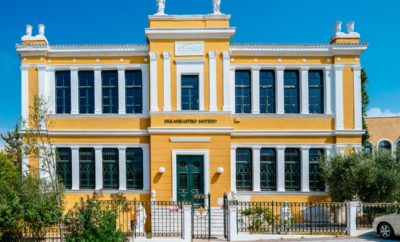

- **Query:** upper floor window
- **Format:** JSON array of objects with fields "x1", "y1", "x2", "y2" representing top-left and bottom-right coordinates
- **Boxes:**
[
  {"x1": 56, "y1": 148, "x2": 72, "y2": 189},
  {"x1": 235, "y1": 70, "x2": 251, "y2": 113},
  {"x1": 126, "y1": 70, "x2": 143, "y2": 114},
  {"x1": 181, "y1": 75, "x2": 199, "y2": 111},
  {"x1": 236, "y1": 148, "x2": 252, "y2": 191},
  {"x1": 285, "y1": 148, "x2": 301, "y2": 191},
  {"x1": 260, "y1": 148, "x2": 276, "y2": 191},
  {"x1": 126, "y1": 148, "x2": 143, "y2": 189},
  {"x1": 378, "y1": 140, "x2": 392, "y2": 152},
  {"x1": 102, "y1": 71, "x2": 118, "y2": 114},
  {"x1": 55, "y1": 71, "x2": 71, "y2": 114},
  {"x1": 103, "y1": 148, "x2": 119, "y2": 189},
  {"x1": 79, "y1": 71, "x2": 95, "y2": 114},
  {"x1": 309, "y1": 148, "x2": 325, "y2": 192},
  {"x1": 79, "y1": 148, "x2": 95, "y2": 189},
  {"x1": 309, "y1": 70, "x2": 324, "y2": 114},
  {"x1": 284, "y1": 70, "x2": 300, "y2": 114},
  {"x1": 260, "y1": 70, "x2": 275, "y2": 113}
]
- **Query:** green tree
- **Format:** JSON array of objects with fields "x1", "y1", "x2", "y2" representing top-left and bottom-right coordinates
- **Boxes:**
[
  {"x1": 1, "y1": 124, "x2": 23, "y2": 171},
  {"x1": 361, "y1": 68, "x2": 370, "y2": 146}
]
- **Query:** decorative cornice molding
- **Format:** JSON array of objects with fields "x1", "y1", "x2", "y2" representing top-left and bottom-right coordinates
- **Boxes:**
[
  {"x1": 145, "y1": 28, "x2": 236, "y2": 40},
  {"x1": 148, "y1": 14, "x2": 231, "y2": 21}
]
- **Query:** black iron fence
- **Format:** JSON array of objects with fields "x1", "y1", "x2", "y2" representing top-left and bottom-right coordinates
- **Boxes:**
[
  {"x1": 356, "y1": 203, "x2": 400, "y2": 229},
  {"x1": 232, "y1": 201, "x2": 347, "y2": 235},
  {"x1": 2, "y1": 227, "x2": 63, "y2": 242}
]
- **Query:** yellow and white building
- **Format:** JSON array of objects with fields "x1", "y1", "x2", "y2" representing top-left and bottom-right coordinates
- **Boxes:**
[{"x1": 17, "y1": 5, "x2": 367, "y2": 208}]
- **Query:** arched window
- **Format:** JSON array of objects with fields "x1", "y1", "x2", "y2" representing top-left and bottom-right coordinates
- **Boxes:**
[
  {"x1": 260, "y1": 148, "x2": 276, "y2": 191},
  {"x1": 378, "y1": 140, "x2": 392, "y2": 152},
  {"x1": 285, "y1": 148, "x2": 301, "y2": 191},
  {"x1": 236, "y1": 148, "x2": 252, "y2": 191}
]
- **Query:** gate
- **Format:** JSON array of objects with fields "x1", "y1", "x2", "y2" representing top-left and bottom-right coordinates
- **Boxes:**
[{"x1": 192, "y1": 193, "x2": 211, "y2": 239}]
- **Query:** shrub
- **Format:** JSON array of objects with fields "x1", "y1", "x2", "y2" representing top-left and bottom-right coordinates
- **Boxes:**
[{"x1": 240, "y1": 206, "x2": 273, "y2": 231}]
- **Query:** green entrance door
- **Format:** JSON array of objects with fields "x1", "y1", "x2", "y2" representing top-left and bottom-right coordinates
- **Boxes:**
[{"x1": 177, "y1": 155, "x2": 204, "y2": 202}]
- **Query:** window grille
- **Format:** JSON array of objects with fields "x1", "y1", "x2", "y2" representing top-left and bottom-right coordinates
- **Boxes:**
[
  {"x1": 260, "y1": 70, "x2": 275, "y2": 113},
  {"x1": 126, "y1": 148, "x2": 143, "y2": 189},
  {"x1": 236, "y1": 148, "x2": 252, "y2": 191},
  {"x1": 56, "y1": 148, "x2": 72, "y2": 189},
  {"x1": 103, "y1": 148, "x2": 119, "y2": 189},
  {"x1": 285, "y1": 148, "x2": 301, "y2": 191},
  {"x1": 260, "y1": 148, "x2": 276, "y2": 191},
  {"x1": 309, "y1": 148, "x2": 325, "y2": 191},
  {"x1": 79, "y1": 148, "x2": 95, "y2": 189}
]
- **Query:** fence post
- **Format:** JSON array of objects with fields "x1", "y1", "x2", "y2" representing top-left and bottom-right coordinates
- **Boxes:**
[
  {"x1": 228, "y1": 204, "x2": 238, "y2": 241},
  {"x1": 182, "y1": 204, "x2": 192, "y2": 242},
  {"x1": 346, "y1": 201, "x2": 358, "y2": 236}
]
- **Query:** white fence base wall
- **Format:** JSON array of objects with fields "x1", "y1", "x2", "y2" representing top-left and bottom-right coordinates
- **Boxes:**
[{"x1": 229, "y1": 234, "x2": 337, "y2": 241}]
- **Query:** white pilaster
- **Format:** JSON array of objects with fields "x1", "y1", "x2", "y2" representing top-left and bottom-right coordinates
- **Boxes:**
[
  {"x1": 209, "y1": 51, "x2": 217, "y2": 112},
  {"x1": 324, "y1": 67, "x2": 333, "y2": 115},
  {"x1": 347, "y1": 201, "x2": 358, "y2": 236},
  {"x1": 183, "y1": 205, "x2": 192, "y2": 242},
  {"x1": 143, "y1": 145, "x2": 150, "y2": 191},
  {"x1": 70, "y1": 67, "x2": 79, "y2": 114},
  {"x1": 252, "y1": 146, "x2": 261, "y2": 192},
  {"x1": 300, "y1": 67, "x2": 309, "y2": 114},
  {"x1": 230, "y1": 146, "x2": 236, "y2": 192},
  {"x1": 276, "y1": 146, "x2": 285, "y2": 192},
  {"x1": 21, "y1": 66, "x2": 29, "y2": 124},
  {"x1": 94, "y1": 67, "x2": 102, "y2": 114},
  {"x1": 22, "y1": 155, "x2": 29, "y2": 175},
  {"x1": 149, "y1": 52, "x2": 158, "y2": 112},
  {"x1": 251, "y1": 67, "x2": 260, "y2": 114},
  {"x1": 37, "y1": 65, "x2": 46, "y2": 99},
  {"x1": 46, "y1": 67, "x2": 56, "y2": 114},
  {"x1": 301, "y1": 147, "x2": 310, "y2": 192},
  {"x1": 71, "y1": 146, "x2": 80, "y2": 190},
  {"x1": 163, "y1": 52, "x2": 171, "y2": 111},
  {"x1": 276, "y1": 67, "x2": 285, "y2": 114},
  {"x1": 118, "y1": 147, "x2": 127, "y2": 191},
  {"x1": 95, "y1": 147, "x2": 103, "y2": 190},
  {"x1": 222, "y1": 52, "x2": 231, "y2": 112},
  {"x1": 353, "y1": 65, "x2": 362, "y2": 130},
  {"x1": 118, "y1": 67, "x2": 126, "y2": 114},
  {"x1": 334, "y1": 65, "x2": 344, "y2": 130},
  {"x1": 230, "y1": 67, "x2": 236, "y2": 114},
  {"x1": 141, "y1": 65, "x2": 149, "y2": 114}
]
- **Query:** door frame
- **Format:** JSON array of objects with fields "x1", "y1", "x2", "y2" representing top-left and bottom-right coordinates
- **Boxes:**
[{"x1": 172, "y1": 150, "x2": 209, "y2": 201}]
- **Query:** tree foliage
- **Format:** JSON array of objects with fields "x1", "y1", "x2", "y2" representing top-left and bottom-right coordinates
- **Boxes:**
[
  {"x1": 1, "y1": 124, "x2": 23, "y2": 171},
  {"x1": 361, "y1": 68, "x2": 370, "y2": 146},
  {"x1": 320, "y1": 150, "x2": 400, "y2": 202}
]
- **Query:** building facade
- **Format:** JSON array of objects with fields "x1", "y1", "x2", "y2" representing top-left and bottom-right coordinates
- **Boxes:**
[
  {"x1": 366, "y1": 116, "x2": 400, "y2": 154},
  {"x1": 17, "y1": 7, "x2": 367, "y2": 208}
]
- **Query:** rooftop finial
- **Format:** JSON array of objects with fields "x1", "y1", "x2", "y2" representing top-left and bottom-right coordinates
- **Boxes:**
[
  {"x1": 334, "y1": 21, "x2": 342, "y2": 34},
  {"x1": 38, "y1": 24, "x2": 45, "y2": 36},
  {"x1": 346, "y1": 21, "x2": 355, "y2": 34},
  {"x1": 212, "y1": 0, "x2": 222, "y2": 15},
  {"x1": 26, "y1": 24, "x2": 32, "y2": 36},
  {"x1": 155, "y1": 0, "x2": 166, "y2": 15}
]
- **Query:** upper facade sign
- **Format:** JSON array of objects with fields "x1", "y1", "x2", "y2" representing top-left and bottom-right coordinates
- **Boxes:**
[{"x1": 175, "y1": 41, "x2": 205, "y2": 56}]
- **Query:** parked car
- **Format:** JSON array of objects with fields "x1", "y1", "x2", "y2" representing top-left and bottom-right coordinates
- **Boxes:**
[{"x1": 372, "y1": 210, "x2": 400, "y2": 239}]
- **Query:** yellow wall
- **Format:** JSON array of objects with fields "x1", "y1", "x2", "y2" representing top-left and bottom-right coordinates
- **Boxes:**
[
  {"x1": 366, "y1": 117, "x2": 400, "y2": 147},
  {"x1": 343, "y1": 67, "x2": 355, "y2": 129}
]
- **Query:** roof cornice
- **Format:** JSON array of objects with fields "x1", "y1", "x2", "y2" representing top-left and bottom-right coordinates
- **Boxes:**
[{"x1": 145, "y1": 28, "x2": 236, "y2": 40}]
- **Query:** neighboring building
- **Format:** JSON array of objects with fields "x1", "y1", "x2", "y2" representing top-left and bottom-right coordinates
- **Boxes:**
[
  {"x1": 366, "y1": 116, "x2": 400, "y2": 153},
  {"x1": 16, "y1": 5, "x2": 367, "y2": 209}
]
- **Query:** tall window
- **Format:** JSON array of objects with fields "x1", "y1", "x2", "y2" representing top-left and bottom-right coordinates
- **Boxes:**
[
  {"x1": 285, "y1": 148, "x2": 301, "y2": 191},
  {"x1": 236, "y1": 148, "x2": 252, "y2": 191},
  {"x1": 102, "y1": 71, "x2": 119, "y2": 114},
  {"x1": 260, "y1": 148, "x2": 276, "y2": 191},
  {"x1": 126, "y1": 70, "x2": 143, "y2": 113},
  {"x1": 284, "y1": 70, "x2": 300, "y2": 113},
  {"x1": 56, "y1": 148, "x2": 72, "y2": 189},
  {"x1": 55, "y1": 71, "x2": 71, "y2": 114},
  {"x1": 181, "y1": 75, "x2": 199, "y2": 111},
  {"x1": 364, "y1": 142, "x2": 373, "y2": 154},
  {"x1": 235, "y1": 70, "x2": 251, "y2": 113},
  {"x1": 79, "y1": 148, "x2": 95, "y2": 189},
  {"x1": 103, "y1": 148, "x2": 119, "y2": 189},
  {"x1": 79, "y1": 71, "x2": 95, "y2": 114},
  {"x1": 378, "y1": 140, "x2": 392, "y2": 152},
  {"x1": 309, "y1": 149, "x2": 325, "y2": 192},
  {"x1": 260, "y1": 70, "x2": 275, "y2": 113},
  {"x1": 309, "y1": 70, "x2": 324, "y2": 114},
  {"x1": 126, "y1": 148, "x2": 143, "y2": 189}
]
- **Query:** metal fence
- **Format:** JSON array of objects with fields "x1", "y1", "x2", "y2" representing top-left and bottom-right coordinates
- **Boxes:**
[
  {"x1": 232, "y1": 201, "x2": 347, "y2": 235},
  {"x1": 2, "y1": 227, "x2": 63, "y2": 242},
  {"x1": 356, "y1": 203, "x2": 400, "y2": 229}
]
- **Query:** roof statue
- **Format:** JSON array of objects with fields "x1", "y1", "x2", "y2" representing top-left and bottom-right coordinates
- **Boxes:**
[
  {"x1": 213, "y1": 0, "x2": 222, "y2": 15},
  {"x1": 155, "y1": 0, "x2": 166, "y2": 15}
]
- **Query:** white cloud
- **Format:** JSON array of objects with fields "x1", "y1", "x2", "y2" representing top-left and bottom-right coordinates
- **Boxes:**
[{"x1": 367, "y1": 107, "x2": 400, "y2": 118}]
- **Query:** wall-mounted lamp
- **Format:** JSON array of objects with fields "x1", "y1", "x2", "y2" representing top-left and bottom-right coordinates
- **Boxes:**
[
  {"x1": 159, "y1": 167, "x2": 165, "y2": 174},
  {"x1": 217, "y1": 167, "x2": 224, "y2": 174}
]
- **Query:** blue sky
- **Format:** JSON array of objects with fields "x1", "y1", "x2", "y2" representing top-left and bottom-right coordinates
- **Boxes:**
[{"x1": 0, "y1": 0, "x2": 399, "y2": 136}]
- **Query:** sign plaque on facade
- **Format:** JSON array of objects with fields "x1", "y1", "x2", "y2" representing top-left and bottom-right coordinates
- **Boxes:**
[{"x1": 175, "y1": 41, "x2": 205, "y2": 56}]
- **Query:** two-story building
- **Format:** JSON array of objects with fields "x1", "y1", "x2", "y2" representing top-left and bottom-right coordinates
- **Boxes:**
[{"x1": 17, "y1": 5, "x2": 367, "y2": 208}]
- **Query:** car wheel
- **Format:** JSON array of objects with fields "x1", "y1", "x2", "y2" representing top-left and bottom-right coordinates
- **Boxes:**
[{"x1": 379, "y1": 222, "x2": 394, "y2": 239}]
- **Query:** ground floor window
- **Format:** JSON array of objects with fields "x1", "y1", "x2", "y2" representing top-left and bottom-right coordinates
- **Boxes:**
[
  {"x1": 103, "y1": 148, "x2": 119, "y2": 189},
  {"x1": 56, "y1": 148, "x2": 72, "y2": 189},
  {"x1": 309, "y1": 148, "x2": 325, "y2": 192},
  {"x1": 285, "y1": 148, "x2": 301, "y2": 191},
  {"x1": 126, "y1": 148, "x2": 143, "y2": 189},
  {"x1": 260, "y1": 148, "x2": 276, "y2": 191},
  {"x1": 236, "y1": 148, "x2": 252, "y2": 191},
  {"x1": 79, "y1": 148, "x2": 95, "y2": 189}
]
